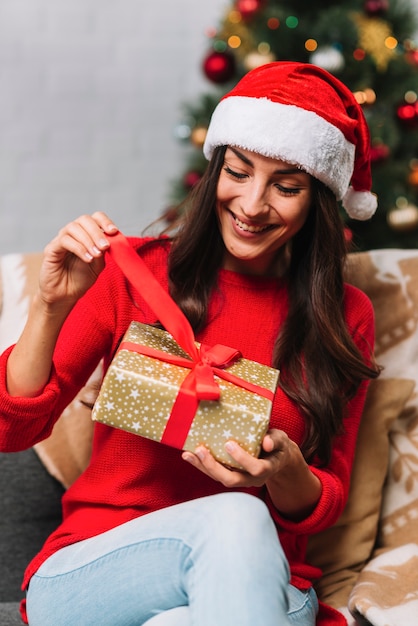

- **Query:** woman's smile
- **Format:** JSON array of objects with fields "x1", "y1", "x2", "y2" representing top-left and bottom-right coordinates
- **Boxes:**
[{"x1": 229, "y1": 209, "x2": 277, "y2": 235}]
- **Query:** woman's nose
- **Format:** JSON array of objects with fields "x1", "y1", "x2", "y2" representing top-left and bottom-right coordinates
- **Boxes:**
[{"x1": 240, "y1": 182, "x2": 270, "y2": 218}]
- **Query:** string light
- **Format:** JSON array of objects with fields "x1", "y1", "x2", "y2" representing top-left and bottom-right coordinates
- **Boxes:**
[
  {"x1": 285, "y1": 16, "x2": 298, "y2": 29},
  {"x1": 213, "y1": 40, "x2": 227, "y2": 52},
  {"x1": 267, "y1": 17, "x2": 280, "y2": 30},
  {"x1": 228, "y1": 10, "x2": 242, "y2": 24},
  {"x1": 258, "y1": 42, "x2": 271, "y2": 55},
  {"x1": 405, "y1": 90, "x2": 417, "y2": 103},
  {"x1": 353, "y1": 48, "x2": 366, "y2": 61},
  {"x1": 228, "y1": 35, "x2": 241, "y2": 49},
  {"x1": 305, "y1": 39, "x2": 318, "y2": 52},
  {"x1": 354, "y1": 88, "x2": 377, "y2": 105},
  {"x1": 384, "y1": 36, "x2": 398, "y2": 50}
]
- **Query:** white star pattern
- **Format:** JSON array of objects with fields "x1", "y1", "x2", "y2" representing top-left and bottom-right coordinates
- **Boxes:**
[{"x1": 91, "y1": 321, "x2": 279, "y2": 469}]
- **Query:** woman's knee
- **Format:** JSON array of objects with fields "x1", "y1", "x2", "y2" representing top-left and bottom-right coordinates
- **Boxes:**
[
  {"x1": 203, "y1": 492, "x2": 274, "y2": 533},
  {"x1": 195, "y1": 492, "x2": 281, "y2": 559}
]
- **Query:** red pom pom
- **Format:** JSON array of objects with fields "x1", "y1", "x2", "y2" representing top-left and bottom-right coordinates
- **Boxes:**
[{"x1": 202, "y1": 50, "x2": 236, "y2": 84}]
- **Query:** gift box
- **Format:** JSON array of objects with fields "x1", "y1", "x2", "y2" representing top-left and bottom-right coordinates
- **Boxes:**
[{"x1": 92, "y1": 321, "x2": 279, "y2": 469}]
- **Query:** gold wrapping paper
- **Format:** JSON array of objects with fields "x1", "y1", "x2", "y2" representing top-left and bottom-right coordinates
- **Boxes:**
[{"x1": 92, "y1": 321, "x2": 279, "y2": 468}]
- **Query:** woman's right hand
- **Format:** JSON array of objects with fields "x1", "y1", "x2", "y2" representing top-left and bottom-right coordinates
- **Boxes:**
[
  {"x1": 39, "y1": 212, "x2": 118, "y2": 311},
  {"x1": 6, "y1": 212, "x2": 118, "y2": 398}
]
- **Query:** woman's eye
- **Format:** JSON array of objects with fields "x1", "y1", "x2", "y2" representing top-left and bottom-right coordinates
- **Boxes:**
[
  {"x1": 224, "y1": 166, "x2": 247, "y2": 179},
  {"x1": 276, "y1": 184, "x2": 300, "y2": 196}
]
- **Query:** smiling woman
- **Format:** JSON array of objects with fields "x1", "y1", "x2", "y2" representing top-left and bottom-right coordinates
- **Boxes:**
[{"x1": 1, "y1": 61, "x2": 380, "y2": 626}]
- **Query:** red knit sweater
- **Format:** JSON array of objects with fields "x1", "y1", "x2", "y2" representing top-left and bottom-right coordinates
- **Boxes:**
[{"x1": 0, "y1": 237, "x2": 375, "y2": 625}]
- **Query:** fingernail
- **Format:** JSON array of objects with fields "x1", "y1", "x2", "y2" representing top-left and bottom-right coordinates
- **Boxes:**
[
  {"x1": 225, "y1": 441, "x2": 237, "y2": 453},
  {"x1": 195, "y1": 447, "x2": 206, "y2": 461},
  {"x1": 99, "y1": 238, "x2": 110, "y2": 248},
  {"x1": 92, "y1": 246, "x2": 101, "y2": 255},
  {"x1": 182, "y1": 452, "x2": 195, "y2": 464},
  {"x1": 85, "y1": 252, "x2": 93, "y2": 261}
]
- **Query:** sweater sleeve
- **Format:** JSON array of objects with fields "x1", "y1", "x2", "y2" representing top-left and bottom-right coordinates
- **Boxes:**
[
  {"x1": 0, "y1": 236, "x2": 170, "y2": 454},
  {"x1": 0, "y1": 258, "x2": 122, "y2": 452},
  {"x1": 267, "y1": 284, "x2": 376, "y2": 535}
]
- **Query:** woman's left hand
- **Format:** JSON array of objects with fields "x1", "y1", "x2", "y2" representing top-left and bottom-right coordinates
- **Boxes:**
[
  {"x1": 182, "y1": 429, "x2": 322, "y2": 519},
  {"x1": 181, "y1": 429, "x2": 296, "y2": 489}
]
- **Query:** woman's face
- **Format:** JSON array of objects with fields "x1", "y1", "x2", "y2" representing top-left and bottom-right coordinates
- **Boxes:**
[{"x1": 216, "y1": 147, "x2": 312, "y2": 276}]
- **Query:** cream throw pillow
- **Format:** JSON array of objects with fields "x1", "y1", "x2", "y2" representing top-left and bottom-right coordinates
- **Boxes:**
[{"x1": 307, "y1": 377, "x2": 414, "y2": 608}]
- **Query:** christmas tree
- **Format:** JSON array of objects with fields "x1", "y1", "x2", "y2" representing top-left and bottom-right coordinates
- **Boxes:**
[{"x1": 166, "y1": 0, "x2": 418, "y2": 251}]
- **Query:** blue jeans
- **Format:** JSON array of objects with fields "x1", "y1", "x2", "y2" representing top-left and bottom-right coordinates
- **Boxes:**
[{"x1": 26, "y1": 493, "x2": 318, "y2": 626}]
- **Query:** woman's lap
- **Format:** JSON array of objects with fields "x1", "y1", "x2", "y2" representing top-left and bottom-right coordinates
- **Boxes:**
[{"x1": 26, "y1": 493, "x2": 317, "y2": 626}]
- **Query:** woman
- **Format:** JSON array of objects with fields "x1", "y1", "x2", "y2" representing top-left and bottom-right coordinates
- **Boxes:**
[{"x1": 0, "y1": 62, "x2": 380, "y2": 626}]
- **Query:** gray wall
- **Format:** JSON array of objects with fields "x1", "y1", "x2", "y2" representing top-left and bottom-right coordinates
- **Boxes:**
[{"x1": 0, "y1": 0, "x2": 227, "y2": 254}]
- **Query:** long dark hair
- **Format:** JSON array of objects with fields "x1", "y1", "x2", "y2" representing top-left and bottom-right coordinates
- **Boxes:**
[{"x1": 167, "y1": 146, "x2": 380, "y2": 464}]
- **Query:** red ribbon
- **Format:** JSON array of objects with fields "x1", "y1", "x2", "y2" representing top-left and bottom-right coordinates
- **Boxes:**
[{"x1": 108, "y1": 233, "x2": 274, "y2": 450}]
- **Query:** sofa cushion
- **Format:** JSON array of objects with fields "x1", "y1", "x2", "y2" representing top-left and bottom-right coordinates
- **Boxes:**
[
  {"x1": 0, "y1": 448, "x2": 64, "y2": 602},
  {"x1": 306, "y1": 249, "x2": 418, "y2": 625},
  {"x1": 307, "y1": 377, "x2": 414, "y2": 607},
  {"x1": 0, "y1": 603, "x2": 24, "y2": 626}
]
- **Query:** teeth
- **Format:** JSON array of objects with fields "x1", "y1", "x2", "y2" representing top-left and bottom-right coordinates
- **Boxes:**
[{"x1": 234, "y1": 215, "x2": 271, "y2": 233}]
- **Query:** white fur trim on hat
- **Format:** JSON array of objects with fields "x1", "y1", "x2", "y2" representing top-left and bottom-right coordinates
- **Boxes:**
[{"x1": 203, "y1": 96, "x2": 355, "y2": 202}]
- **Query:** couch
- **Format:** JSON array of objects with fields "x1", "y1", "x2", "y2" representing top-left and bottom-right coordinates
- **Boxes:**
[{"x1": 1, "y1": 247, "x2": 418, "y2": 626}]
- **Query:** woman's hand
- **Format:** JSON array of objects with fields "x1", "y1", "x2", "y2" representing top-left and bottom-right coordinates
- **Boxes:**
[
  {"x1": 39, "y1": 212, "x2": 118, "y2": 311},
  {"x1": 182, "y1": 429, "x2": 322, "y2": 520},
  {"x1": 182, "y1": 429, "x2": 292, "y2": 488},
  {"x1": 6, "y1": 212, "x2": 118, "y2": 398}
]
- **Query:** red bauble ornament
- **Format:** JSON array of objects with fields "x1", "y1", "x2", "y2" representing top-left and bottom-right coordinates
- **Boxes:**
[
  {"x1": 396, "y1": 101, "x2": 418, "y2": 127},
  {"x1": 236, "y1": 0, "x2": 265, "y2": 21},
  {"x1": 370, "y1": 143, "x2": 390, "y2": 162},
  {"x1": 183, "y1": 171, "x2": 202, "y2": 189},
  {"x1": 364, "y1": 0, "x2": 389, "y2": 16},
  {"x1": 202, "y1": 50, "x2": 236, "y2": 84},
  {"x1": 406, "y1": 49, "x2": 418, "y2": 67}
]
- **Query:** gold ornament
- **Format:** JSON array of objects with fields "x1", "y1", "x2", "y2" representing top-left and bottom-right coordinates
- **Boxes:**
[
  {"x1": 352, "y1": 13, "x2": 396, "y2": 71},
  {"x1": 387, "y1": 203, "x2": 418, "y2": 232},
  {"x1": 190, "y1": 126, "x2": 208, "y2": 148}
]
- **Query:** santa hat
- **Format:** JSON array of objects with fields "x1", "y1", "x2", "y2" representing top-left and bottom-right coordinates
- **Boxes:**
[{"x1": 203, "y1": 61, "x2": 377, "y2": 220}]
